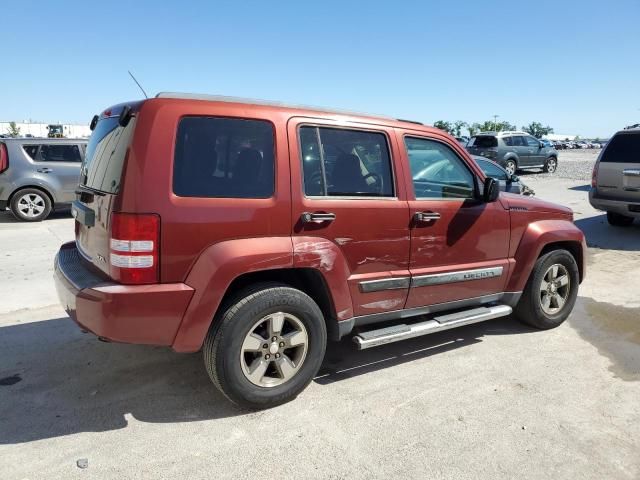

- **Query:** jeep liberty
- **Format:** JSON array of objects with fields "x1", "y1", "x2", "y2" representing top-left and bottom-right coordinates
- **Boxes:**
[{"x1": 54, "y1": 94, "x2": 586, "y2": 408}]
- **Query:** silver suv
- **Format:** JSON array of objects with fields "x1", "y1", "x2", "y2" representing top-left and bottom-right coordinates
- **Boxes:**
[
  {"x1": 0, "y1": 138, "x2": 87, "y2": 221},
  {"x1": 466, "y1": 131, "x2": 559, "y2": 175},
  {"x1": 589, "y1": 128, "x2": 640, "y2": 226}
]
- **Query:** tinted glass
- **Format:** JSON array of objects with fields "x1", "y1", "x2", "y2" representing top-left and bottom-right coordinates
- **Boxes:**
[
  {"x1": 406, "y1": 137, "x2": 475, "y2": 199},
  {"x1": 82, "y1": 117, "x2": 136, "y2": 194},
  {"x1": 512, "y1": 136, "x2": 526, "y2": 146},
  {"x1": 469, "y1": 136, "x2": 498, "y2": 148},
  {"x1": 39, "y1": 144, "x2": 82, "y2": 162},
  {"x1": 525, "y1": 136, "x2": 540, "y2": 147},
  {"x1": 600, "y1": 133, "x2": 640, "y2": 163},
  {"x1": 23, "y1": 145, "x2": 39, "y2": 159},
  {"x1": 503, "y1": 136, "x2": 513, "y2": 146},
  {"x1": 476, "y1": 158, "x2": 508, "y2": 180},
  {"x1": 299, "y1": 126, "x2": 393, "y2": 197},
  {"x1": 174, "y1": 117, "x2": 275, "y2": 198}
]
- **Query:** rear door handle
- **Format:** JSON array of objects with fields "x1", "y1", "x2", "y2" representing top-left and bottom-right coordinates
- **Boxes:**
[
  {"x1": 301, "y1": 212, "x2": 336, "y2": 223},
  {"x1": 37, "y1": 168, "x2": 52, "y2": 173},
  {"x1": 414, "y1": 212, "x2": 441, "y2": 223}
]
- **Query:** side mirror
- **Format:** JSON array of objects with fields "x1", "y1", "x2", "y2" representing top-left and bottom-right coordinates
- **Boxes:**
[
  {"x1": 483, "y1": 177, "x2": 500, "y2": 202},
  {"x1": 510, "y1": 174, "x2": 519, "y2": 183}
]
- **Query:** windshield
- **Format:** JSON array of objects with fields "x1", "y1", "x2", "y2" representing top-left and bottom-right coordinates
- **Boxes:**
[
  {"x1": 80, "y1": 116, "x2": 136, "y2": 194},
  {"x1": 600, "y1": 132, "x2": 640, "y2": 163}
]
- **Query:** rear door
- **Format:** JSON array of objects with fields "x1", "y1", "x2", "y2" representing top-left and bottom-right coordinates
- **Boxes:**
[
  {"x1": 512, "y1": 135, "x2": 532, "y2": 166},
  {"x1": 288, "y1": 118, "x2": 411, "y2": 317},
  {"x1": 39, "y1": 143, "x2": 83, "y2": 201},
  {"x1": 596, "y1": 131, "x2": 640, "y2": 202},
  {"x1": 524, "y1": 135, "x2": 545, "y2": 165},
  {"x1": 400, "y1": 131, "x2": 510, "y2": 308}
]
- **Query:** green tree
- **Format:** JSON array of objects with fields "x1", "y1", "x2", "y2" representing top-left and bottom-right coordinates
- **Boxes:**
[
  {"x1": 468, "y1": 123, "x2": 481, "y2": 136},
  {"x1": 522, "y1": 122, "x2": 554, "y2": 139},
  {"x1": 433, "y1": 120, "x2": 453, "y2": 134},
  {"x1": 7, "y1": 121, "x2": 20, "y2": 137},
  {"x1": 452, "y1": 120, "x2": 467, "y2": 137},
  {"x1": 475, "y1": 120, "x2": 516, "y2": 132}
]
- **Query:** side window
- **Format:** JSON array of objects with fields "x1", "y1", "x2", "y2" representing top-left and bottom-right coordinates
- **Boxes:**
[
  {"x1": 512, "y1": 136, "x2": 526, "y2": 147},
  {"x1": 173, "y1": 117, "x2": 275, "y2": 198},
  {"x1": 503, "y1": 136, "x2": 513, "y2": 147},
  {"x1": 405, "y1": 137, "x2": 475, "y2": 199},
  {"x1": 299, "y1": 126, "x2": 394, "y2": 197},
  {"x1": 525, "y1": 136, "x2": 540, "y2": 147},
  {"x1": 39, "y1": 144, "x2": 83, "y2": 162}
]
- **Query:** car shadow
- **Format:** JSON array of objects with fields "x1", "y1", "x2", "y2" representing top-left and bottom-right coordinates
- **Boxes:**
[
  {"x1": 574, "y1": 214, "x2": 640, "y2": 252},
  {"x1": 0, "y1": 209, "x2": 71, "y2": 224},
  {"x1": 0, "y1": 312, "x2": 537, "y2": 444},
  {"x1": 315, "y1": 316, "x2": 535, "y2": 385},
  {"x1": 0, "y1": 316, "x2": 245, "y2": 445},
  {"x1": 569, "y1": 184, "x2": 591, "y2": 192}
]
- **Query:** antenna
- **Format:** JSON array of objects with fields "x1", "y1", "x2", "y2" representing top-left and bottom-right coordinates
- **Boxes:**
[{"x1": 128, "y1": 70, "x2": 148, "y2": 99}]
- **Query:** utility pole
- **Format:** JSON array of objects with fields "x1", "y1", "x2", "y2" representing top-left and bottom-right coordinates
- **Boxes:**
[{"x1": 493, "y1": 114, "x2": 499, "y2": 131}]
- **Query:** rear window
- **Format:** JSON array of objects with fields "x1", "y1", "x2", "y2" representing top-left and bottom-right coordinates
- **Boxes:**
[
  {"x1": 468, "y1": 136, "x2": 498, "y2": 148},
  {"x1": 81, "y1": 116, "x2": 137, "y2": 194},
  {"x1": 600, "y1": 133, "x2": 640, "y2": 163},
  {"x1": 173, "y1": 117, "x2": 275, "y2": 198}
]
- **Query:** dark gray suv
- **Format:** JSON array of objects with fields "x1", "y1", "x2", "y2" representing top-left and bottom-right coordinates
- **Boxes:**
[
  {"x1": 0, "y1": 138, "x2": 87, "y2": 221},
  {"x1": 466, "y1": 131, "x2": 558, "y2": 175}
]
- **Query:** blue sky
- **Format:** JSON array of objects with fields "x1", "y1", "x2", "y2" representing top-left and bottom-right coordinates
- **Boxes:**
[{"x1": 1, "y1": 0, "x2": 638, "y2": 138}]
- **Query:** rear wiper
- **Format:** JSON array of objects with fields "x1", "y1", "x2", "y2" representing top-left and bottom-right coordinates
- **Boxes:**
[{"x1": 75, "y1": 184, "x2": 106, "y2": 197}]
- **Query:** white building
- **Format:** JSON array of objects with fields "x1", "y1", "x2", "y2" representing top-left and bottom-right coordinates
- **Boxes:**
[
  {"x1": 543, "y1": 133, "x2": 579, "y2": 141},
  {"x1": 0, "y1": 122, "x2": 91, "y2": 138}
]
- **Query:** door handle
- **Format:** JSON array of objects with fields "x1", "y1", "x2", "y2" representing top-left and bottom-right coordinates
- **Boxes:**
[
  {"x1": 301, "y1": 212, "x2": 336, "y2": 223},
  {"x1": 37, "y1": 168, "x2": 52, "y2": 173},
  {"x1": 414, "y1": 212, "x2": 441, "y2": 223}
]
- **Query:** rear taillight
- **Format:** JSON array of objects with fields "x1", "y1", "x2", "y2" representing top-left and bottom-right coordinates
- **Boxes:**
[
  {"x1": 0, "y1": 143, "x2": 8, "y2": 174},
  {"x1": 591, "y1": 162, "x2": 599, "y2": 188},
  {"x1": 109, "y1": 212, "x2": 160, "y2": 284}
]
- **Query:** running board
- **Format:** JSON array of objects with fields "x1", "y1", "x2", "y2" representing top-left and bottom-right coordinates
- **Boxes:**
[{"x1": 352, "y1": 304, "x2": 512, "y2": 350}]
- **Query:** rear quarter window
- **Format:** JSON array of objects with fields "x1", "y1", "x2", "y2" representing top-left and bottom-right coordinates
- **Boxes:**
[
  {"x1": 173, "y1": 117, "x2": 275, "y2": 198},
  {"x1": 600, "y1": 133, "x2": 640, "y2": 163}
]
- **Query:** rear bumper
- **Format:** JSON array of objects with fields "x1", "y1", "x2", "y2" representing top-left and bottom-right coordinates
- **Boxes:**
[
  {"x1": 54, "y1": 242, "x2": 194, "y2": 346},
  {"x1": 589, "y1": 189, "x2": 640, "y2": 218}
]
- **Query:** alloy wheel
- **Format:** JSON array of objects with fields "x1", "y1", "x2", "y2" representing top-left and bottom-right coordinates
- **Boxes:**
[
  {"x1": 539, "y1": 264, "x2": 570, "y2": 315},
  {"x1": 240, "y1": 312, "x2": 309, "y2": 387},
  {"x1": 17, "y1": 193, "x2": 46, "y2": 219}
]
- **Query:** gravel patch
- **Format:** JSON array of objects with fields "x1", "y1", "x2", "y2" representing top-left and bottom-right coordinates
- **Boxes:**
[{"x1": 518, "y1": 149, "x2": 599, "y2": 182}]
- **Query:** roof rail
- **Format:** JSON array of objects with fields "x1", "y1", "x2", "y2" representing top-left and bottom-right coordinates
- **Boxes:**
[
  {"x1": 397, "y1": 118, "x2": 424, "y2": 125},
  {"x1": 155, "y1": 92, "x2": 397, "y2": 121}
]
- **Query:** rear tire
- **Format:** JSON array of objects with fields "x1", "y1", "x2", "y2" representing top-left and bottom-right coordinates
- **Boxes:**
[
  {"x1": 10, "y1": 188, "x2": 52, "y2": 222},
  {"x1": 543, "y1": 156, "x2": 557, "y2": 173},
  {"x1": 606, "y1": 211, "x2": 634, "y2": 227},
  {"x1": 515, "y1": 249, "x2": 579, "y2": 330},
  {"x1": 203, "y1": 284, "x2": 327, "y2": 409},
  {"x1": 504, "y1": 159, "x2": 517, "y2": 175}
]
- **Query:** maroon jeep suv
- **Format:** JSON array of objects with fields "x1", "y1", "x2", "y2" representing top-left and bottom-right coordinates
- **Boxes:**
[{"x1": 55, "y1": 93, "x2": 586, "y2": 408}]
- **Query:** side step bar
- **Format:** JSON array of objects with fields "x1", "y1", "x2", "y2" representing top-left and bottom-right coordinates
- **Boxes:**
[{"x1": 352, "y1": 304, "x2": 512, "y2": 350}]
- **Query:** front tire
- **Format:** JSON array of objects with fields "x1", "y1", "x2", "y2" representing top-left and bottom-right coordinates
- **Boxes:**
[
  {"x1": 203, "y1": 284, "x2": 327, "y2": 409},
  {"x1": 607, "y1": 211, "x2": 634, "y2": 227},
  {"x1": 543, "y1": 156, "x2": 558, "y2": 173},
  {"x1": 10, "y1": 188, "x2": 52, "y2": 222},
  {"x1": 515, "y1": 249, "x2": 579, "y2": 329}
]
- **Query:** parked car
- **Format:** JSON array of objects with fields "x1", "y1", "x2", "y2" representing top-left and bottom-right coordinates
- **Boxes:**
[
  {"x1": 466, "y1": 131, "x2": 559, "y2": 175},
  {"x1": 54, "y1": 94, "x2": 585, "y2": 409},
  {"x1": 473, "y1": 156, "x2": 535, "y2": 195},
  {"x1": 455, "y1": 136, "x2": 468, "y2": 147},
  {"x1": 589, "y1": 127, "x2": 640, "y2": 226},
  {"x1": 0, "y1": 138, "x2": 87, "y2": 221},
  {"x1": 540, "y1": 139, "x2": 553, "y2": 148}
]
